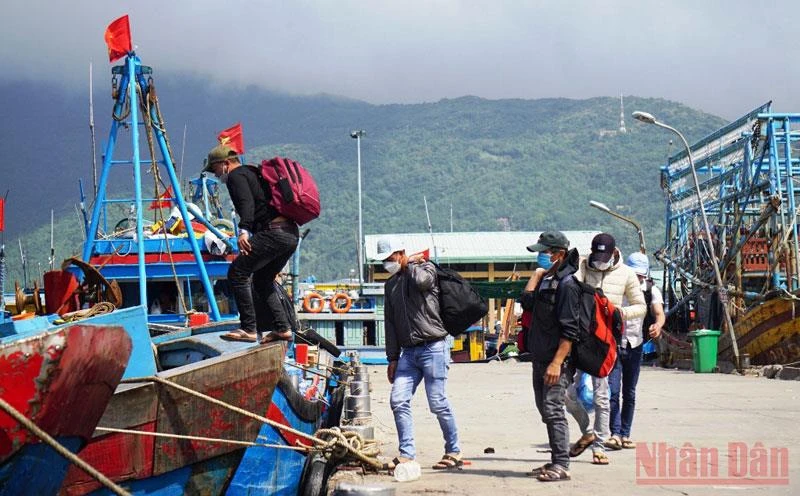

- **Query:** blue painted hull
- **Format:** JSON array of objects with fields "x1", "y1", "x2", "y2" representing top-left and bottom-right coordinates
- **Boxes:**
[
  {"x1": 0, "y1": 438, "x2": 82, "y2": 496},
  {"x1": 227, "y1": 383, "x2": 319, "y2": 495}
]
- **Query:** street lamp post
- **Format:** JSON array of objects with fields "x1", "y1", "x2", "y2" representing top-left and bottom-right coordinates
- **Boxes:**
[
  {"x1": 589, "y1": 200, "x2": 646, "y2": 253},
  {"x1": 632, "y1": 110, "x2": 741, "y2": 368},
  {"x1": 350, "y1": 130, "x2": 366, "y2": 287}
]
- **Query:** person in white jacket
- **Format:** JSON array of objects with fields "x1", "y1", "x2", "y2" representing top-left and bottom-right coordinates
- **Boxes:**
[{"x1": 565, "y1": 233, "x2": 646, "y2": 465}]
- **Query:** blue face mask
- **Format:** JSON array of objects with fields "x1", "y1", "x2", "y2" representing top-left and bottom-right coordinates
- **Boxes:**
[{"x1": 537, "y1": 252, "x2": 553, "y2": 270}]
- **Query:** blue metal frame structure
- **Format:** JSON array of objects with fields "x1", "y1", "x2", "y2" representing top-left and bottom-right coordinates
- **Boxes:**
[
  {"x1": 81, "y1": 53, "x2": 223, "y2": 321},
  {"x1": 660, "y1": 101, "x2": 800, "y2": 314}
]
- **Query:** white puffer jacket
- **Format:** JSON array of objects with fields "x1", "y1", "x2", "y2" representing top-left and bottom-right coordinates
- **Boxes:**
[{"x1": 576, "y1": 248, "x2": 647, "y2": 321}]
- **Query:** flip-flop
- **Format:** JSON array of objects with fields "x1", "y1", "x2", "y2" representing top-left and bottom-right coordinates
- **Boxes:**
[
  {"x1": 621, "y1": 438, "x2": 636, "y2": 449},
  {"x1": 605, "y1": 435, "x2": 623, "y2": 450},
  {"x1": 569, "y1": 433, "x2": 596, "y2": 457},
  {"x1": 592, "y1": 452, "x2": 610, "y2": 465},
  {"x1": 220, "y1": 329, "x2": 257, "y2": 342},
  {"x1": 260, "y1": 330, "x2": 293, "y2": 345}
]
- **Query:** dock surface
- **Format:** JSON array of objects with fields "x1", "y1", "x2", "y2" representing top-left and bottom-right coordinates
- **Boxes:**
[{"x1": 346, "y1": 361, "x2": 799, "y2": 495}]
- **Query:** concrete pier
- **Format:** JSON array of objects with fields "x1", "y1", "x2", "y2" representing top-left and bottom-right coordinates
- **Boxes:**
[{"x1": 345, "y1": 361, "x2": 799, "y2": 495}]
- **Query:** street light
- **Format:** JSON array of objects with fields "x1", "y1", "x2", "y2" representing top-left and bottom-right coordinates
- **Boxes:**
[
  {"x1": 633, "y1": 110, "x2": 741, "y2": 367},
  {"x1": 589, "y1": 200, "x2": 646, "y2": 254},
  {"x1": 350, "y1": 130, "x2": 366, "y2": 287}
]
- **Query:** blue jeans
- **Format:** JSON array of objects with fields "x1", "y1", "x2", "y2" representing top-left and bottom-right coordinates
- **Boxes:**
[
  {"x1": 608, "y1": 343, "x2": 643, "y2": 438},
  {"x1": 390, "y1": 339, "x2": 460, "y2": 460}
]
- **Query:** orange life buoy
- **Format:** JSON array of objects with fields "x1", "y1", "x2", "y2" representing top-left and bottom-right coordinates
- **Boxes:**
[
  {"x1": 302, "y1": 292, "x2": 324, "y2": 313},
  {"x1": 330, "y1": 293, "x2": 352, "y2": 314}
]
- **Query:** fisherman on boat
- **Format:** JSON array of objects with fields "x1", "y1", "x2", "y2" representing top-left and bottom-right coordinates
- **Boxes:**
[{"x1": 204, "y1": 144, "x2": 298, "y2": 344}]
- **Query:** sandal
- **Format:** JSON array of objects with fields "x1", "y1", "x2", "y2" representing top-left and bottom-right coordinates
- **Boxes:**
[
  {"x1": 220, "y1": 329, "x2": 257, "y2": 342},
  {"x1": 536, "y1": 464, "x2": 570, "y2": 482},
  {"x1": 432, "y1": 453, "x2": 463, "y2": 470},
  {"x1": 569, "y1": 433, "x2": 596, "y2": 457},
  {"x1": 592, "y1": 452, "x2": 610, "y2": 465},
  {"x1": 604, "y1": 435, "x2": 622, "y2": 451},
  {"x1": 528, "y1": 463, "x2": 553, "y2": 477},
  {"x1": 260, "y1": 330, "x2": 292, "y2": 345},
  {"x1": 621, "y1": 438, "x2": 636, "y2": 449},
  {"x1": 382, "y1": 457, "x2": 403, "y2": 471}
]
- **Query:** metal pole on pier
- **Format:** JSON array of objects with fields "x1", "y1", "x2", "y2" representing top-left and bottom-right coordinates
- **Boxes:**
[{"x1": 633, "y1": 110, "x2": 741, "y2": 368}]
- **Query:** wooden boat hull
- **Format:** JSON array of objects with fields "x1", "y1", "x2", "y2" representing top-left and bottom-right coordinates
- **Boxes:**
[
  {"x1": 719, "y1": 296, "x2": 800, "y2": 366},
  {"x1": 61, "y1": 342, "x2": 283, "y2": 495},
  {"x1": 0, "y1": 325, "x2": 132, "y2": 495}
]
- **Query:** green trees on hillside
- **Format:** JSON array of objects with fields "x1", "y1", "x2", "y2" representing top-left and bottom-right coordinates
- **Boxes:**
[{"x1": 2, "y1": 94, "x2": 727, "y2": 285}]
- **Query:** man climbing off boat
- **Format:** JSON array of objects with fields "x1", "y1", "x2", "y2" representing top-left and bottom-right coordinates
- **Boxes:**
[{"x1": 204, "y1": 144, "x2": 299, "y2": 344}]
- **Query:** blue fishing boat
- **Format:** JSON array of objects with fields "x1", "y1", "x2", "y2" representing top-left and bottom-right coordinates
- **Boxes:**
[{"x1": 55, "y1": 16, "x2": 358, "y2": 495}]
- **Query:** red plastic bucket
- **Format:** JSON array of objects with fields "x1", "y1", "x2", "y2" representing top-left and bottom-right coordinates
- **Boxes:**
[{"x1": 295, "y1": 343, "x2": 309, "y2": 365}]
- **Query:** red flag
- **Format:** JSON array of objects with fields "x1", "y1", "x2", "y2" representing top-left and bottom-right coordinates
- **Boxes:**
[
  {"x1": 218, "y1": 123, "x2": 244, "y2": 154},
  {"x1": 0, "y1": 197, "x2": 4, "y2": 232},
  {"x1": 104, "y1": 15, "x2": 132, "y2": 63},
  {"x1": 149, "y1": 186, "x2": 173, "y2": 210}
]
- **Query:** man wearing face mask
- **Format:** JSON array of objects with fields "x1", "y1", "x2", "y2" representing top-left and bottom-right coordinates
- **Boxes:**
[
  {"x1": 519, "y1": 231, "x2": 583, "y2": 482},
  {"x1": 606, "y1": 252, "x2": 665, "y2": 450},
  {"x1": 566, "y1": 232, "x2": 646, "y2": 463},
  {"x1": 378, "y1": 237, "x2": 462, "y2": 471},
  {"x1": 203, "y1": 144, "x2": 299, "y2": 344}
]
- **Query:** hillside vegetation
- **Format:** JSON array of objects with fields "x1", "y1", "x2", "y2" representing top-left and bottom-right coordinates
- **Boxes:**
[{"x1": 0, "y1": 75, "x2": 730, "y2": 284}]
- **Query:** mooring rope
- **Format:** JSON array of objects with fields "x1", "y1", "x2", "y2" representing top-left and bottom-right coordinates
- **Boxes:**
[
  {"x1": 94, "y1": 427, "x2": 307, "y2": 451},
  {"x1": 120, "y1": 376, "x2": 383, "y2": 469},
  {"x1": 0, "y1": 397, "x2": 131, "y2": 496}
]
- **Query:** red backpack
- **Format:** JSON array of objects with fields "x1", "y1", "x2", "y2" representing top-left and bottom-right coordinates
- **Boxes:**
[
  {"x1": 260, "y1": 157, "x2": 321, "y2": 225},
  {"x1": 570, "y1": 281, "x2": 623, "y2": 378}
]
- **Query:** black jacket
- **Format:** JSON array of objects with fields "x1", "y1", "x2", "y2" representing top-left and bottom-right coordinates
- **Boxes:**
[
  {"x1": 225, "y1": 165, "x2": 280, "y2": 233},
  {"x1": 520, "y1": 248, "x2": 582, "y2": 363},
  {"x1": 384, "y1": 262, "x2": 449, "y2": 361}
]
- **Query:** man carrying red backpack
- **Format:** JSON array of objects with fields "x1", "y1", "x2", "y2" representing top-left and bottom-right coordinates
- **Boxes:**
[
  {"x1": 204, "y1": 144, "x2": 299, "y2": 344},
  {"x1": 566, "y1": 233, "x2": 646, "y2": 465}
]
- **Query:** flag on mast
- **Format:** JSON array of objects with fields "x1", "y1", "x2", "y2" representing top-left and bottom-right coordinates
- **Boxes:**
[
  {"x1": 218, "y1": 123, "x2": 244, "y2": 154},
  {"x1": 104, "y1": 15, "x2": 132, "y2": 63}
]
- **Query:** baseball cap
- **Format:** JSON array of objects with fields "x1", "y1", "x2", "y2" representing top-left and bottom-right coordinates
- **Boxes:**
[
  {"x1": 376, "y1": 237, "x2": 405, "y2": 260},
  {"x1": 591, "y1": 233, "x2": 616, "y2": 263},
  {"x1": 526, "y1": 231, "x2": 570, "y2": 252},
  {"x1": 203, "y1": 144, "x2": 238, "y2": 172},
  {"x1": 626, "y1": 252, "x2": 650, "y2": 276}
]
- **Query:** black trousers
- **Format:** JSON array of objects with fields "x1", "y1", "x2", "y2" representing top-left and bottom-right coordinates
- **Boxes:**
[{"x1": 227, "y1": 224, "x2": 299, "y2": 333}]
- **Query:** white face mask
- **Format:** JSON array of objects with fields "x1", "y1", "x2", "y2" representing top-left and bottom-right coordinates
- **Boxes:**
[
  {"x1": 640, "y1": 280, "x2": 649, "y2": 291},
  {"x1": 219, "y1": 166, "x2": 229, "y2": 184},
  {"x1": 383, "y1": 261, "x2": 401, "y2": 275},
  {"x1": 592, "y1": 259, "x2": 612, "y2": 271}
]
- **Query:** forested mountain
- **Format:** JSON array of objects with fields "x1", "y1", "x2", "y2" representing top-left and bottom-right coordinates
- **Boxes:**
[{"x1": 0, "y1": 73, "x2": 730, "y2": 283}]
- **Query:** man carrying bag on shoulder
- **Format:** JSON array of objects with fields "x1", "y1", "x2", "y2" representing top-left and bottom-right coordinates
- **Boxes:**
[{"x1": 379, "y1": 237, "x2": 462, "y2": 473}]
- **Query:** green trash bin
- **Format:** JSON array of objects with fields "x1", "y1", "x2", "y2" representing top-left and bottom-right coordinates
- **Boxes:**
[{"x1": 688, "y1": 329, "x2": 721, "y2": 373}]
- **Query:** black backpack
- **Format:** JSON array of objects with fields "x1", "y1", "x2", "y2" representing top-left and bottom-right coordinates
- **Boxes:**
[
  {"x1": 433, "y1": 262, "x2": 489, "y2": 336},
  {"x1": 642, "y1": 279, "x2": 655, "y2": 332}
]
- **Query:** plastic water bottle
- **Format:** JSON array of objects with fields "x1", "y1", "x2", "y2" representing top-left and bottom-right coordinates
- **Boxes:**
[{"x1": 393, "y1": 461, "x2": 421, "y2": 482}]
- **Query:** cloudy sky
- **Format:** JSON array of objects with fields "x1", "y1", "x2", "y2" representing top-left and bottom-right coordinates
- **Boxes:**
[{"x1": 2, "y1": 0, "x2": 797, "y2": 119}]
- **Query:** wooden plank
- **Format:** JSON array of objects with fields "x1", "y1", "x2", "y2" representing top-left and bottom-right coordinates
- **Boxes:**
[{"x1": 152, "y1": 343, "x2": 283, "y2": 475}]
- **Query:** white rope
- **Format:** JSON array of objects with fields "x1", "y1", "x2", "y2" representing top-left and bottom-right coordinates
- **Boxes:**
[
  {"x1": 0, "y1": 397, "x2": 131, "y2": 496},
  {"x1": 95, "y1": 427, "x2": 307, "y2": 451},
  {"x1": 121, "y1": 375, "x2": 383, "y2": 469}
]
